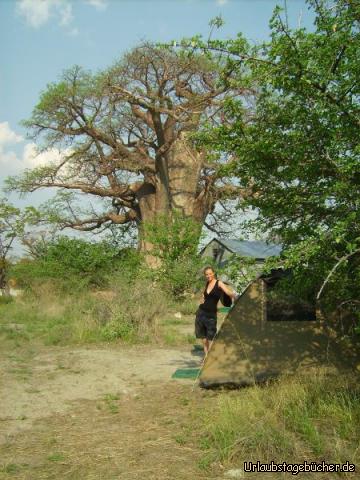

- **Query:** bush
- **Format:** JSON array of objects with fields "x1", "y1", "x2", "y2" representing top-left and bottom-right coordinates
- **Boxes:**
[
  {"x1": 110, "y1": 276, "x2": 170, "y2": 326},
  {"x1": 0, "y1": 295, "x2": 14, "y2": 305},
  {"x1": 144, "y1": 212, "x2": 204, "y2": 298},
  {"x1": 11, "y1": 236, "x2": 127, "y2": 292},
  {"x1": 100, "y1": 315, "x2": 136, "y2": 342},
  {"x1": 160, "y1": 256, "x2": 204, "y2": 298}
]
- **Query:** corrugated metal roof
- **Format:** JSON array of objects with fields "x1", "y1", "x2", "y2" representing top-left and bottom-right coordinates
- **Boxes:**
[{"x1": 217, "y1": 238, "x2": 282, "y2": 259}]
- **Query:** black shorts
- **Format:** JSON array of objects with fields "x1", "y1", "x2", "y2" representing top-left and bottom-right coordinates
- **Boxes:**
[{"x1": 195, "y1": 309, "x2": 217, "y2": 340}]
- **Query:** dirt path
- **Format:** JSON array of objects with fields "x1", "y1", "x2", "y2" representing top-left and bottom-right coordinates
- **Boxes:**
[
  {"x1": 0, "y1": 344, "x2": 201, "y2": 438},
  {"x1": 0, "y1": 343, "x2": 224, "y2": 479}
]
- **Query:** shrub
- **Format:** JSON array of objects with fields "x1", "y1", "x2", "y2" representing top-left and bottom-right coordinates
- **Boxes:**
[
  {"x1": 144, "y1": 212, "x2": 204, "y2": 298},
  {"x1": 0, "y1": 295, "x2": 14, "y2": 305},
  {"x1": 100, "y1": 316, "x2": 136, "y2": 342},
  {"x1": 11, "y1": 236, "x2": 124, "y2": 291}
]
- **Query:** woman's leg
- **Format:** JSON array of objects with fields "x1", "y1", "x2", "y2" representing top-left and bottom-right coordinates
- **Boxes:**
[{"x1": 203, "y1": 338, "x2": 210, "y2": 355}]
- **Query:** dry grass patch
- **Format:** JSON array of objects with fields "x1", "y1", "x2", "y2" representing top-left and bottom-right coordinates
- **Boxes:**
[
  {"x1": 0, "y1": 384, "x2": 218, "y2": 480},
  {"x1": 0, "y1": 277, "x2": 185, "y2": 347},
  {"x1": 195, "y1": 368, "x2": 360, "y2": 477}
]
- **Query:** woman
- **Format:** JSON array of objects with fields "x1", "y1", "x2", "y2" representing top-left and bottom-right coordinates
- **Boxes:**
[{"x1": 195, "y1": 266, "x2": 236, "y2": 357}]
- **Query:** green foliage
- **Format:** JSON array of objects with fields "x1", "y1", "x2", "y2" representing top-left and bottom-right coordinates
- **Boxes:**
[
  {"x1": 145, "y1": 211, "x2": 200, "y2": 263},
  {"x1": 0, "y1": 199, "x2": 37, "y2": 290},
  {"x1": 11, "y1": 236, "x2": 122, "y2": 291},
  {"x1": 100, "y1": 315, "x2": 135, "y2": 342},
  {"x1": 43, "y1": 237, "x2": 116, "y2": 275},
  {"x1": 194, "y1": 0, "x2": 360, "y2": 315},
  {"x1": 0, "y1": 295, "x2": 14, "y2": 305},
  {"x1": 111, "y1": 247, "x2": 143, "y2": 281},
  {"x1": 220, "y1": 253, "x2": 261, "y2": 293},
  {"x1": 144, "y1": 212, "x2": 204, "y2": 297}
]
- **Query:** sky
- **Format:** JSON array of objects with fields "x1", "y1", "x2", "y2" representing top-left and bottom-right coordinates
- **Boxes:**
[{"x1": 0, "y1": 0, "x2": 315, "y2": 250}]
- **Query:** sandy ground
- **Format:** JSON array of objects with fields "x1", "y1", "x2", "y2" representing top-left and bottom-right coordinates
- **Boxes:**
[
  {"x1": 0, "y1": 342, "x2": 231, "y2": 479},
  {"x1": 0, "y1": 344, "x2": 202, "y2": 442},
  {"x1": 1, "y1": 331, "x2": 348, "y2": 479}
]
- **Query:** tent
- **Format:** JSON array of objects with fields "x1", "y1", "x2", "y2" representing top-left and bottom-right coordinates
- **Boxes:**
[{"x1": 199, "y1": 277, "x2": 360, "y2": 388}]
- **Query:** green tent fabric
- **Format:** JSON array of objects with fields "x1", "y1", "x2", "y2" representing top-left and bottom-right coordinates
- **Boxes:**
[{"x1": 199, "y1": 279, "x2": 360, "y2": 388}]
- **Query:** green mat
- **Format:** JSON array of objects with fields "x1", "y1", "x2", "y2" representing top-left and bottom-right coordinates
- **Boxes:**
[
  {"x1": 172, "y1": 368, "x2": 201, "y2": 380},
  {"x1": 218, "y1": 306, "x2": 231, "y2": 313}
]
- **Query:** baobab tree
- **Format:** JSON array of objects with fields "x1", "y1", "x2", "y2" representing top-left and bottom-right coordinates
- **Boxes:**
[{"x1": 7, "y1": 43, "x2": 254, "y2": 261}]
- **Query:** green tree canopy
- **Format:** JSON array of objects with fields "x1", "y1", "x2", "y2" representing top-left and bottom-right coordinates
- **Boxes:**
[{"x1": 195, "y1": 0, "x2": 360, "y2": 313}]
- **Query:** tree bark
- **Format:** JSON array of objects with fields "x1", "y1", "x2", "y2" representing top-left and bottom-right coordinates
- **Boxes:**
[{"x1": 134, "y1": 133, "x2": 213, "y2": 264}]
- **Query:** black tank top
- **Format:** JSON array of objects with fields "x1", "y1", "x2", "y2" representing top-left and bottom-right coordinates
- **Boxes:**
[{"x1": 199, "y1": 280, "x2": 222, "y2": 315}]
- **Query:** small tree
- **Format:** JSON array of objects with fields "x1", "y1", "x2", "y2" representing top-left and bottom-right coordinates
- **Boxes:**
[
  {"x1": 0, "y1": 199, "x2": 30, "y2": 294},
  {"x1": 144, "y1": 212, "x2": 204, "y2": 297}
]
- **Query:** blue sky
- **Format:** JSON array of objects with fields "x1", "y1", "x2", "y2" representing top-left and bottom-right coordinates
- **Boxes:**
[{"x1": 0, "y1": 0, "x2": 314, "y2": 216}]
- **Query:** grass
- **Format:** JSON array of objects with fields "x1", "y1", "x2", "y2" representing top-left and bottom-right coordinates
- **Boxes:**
[
  {"x1": 95, "y1": 393, "x2": 122, "y2": 414},
  {"x1": 162, "y1": 330, "x2": 195, "y2": 346},
  {"x1": 0, "y1": 278, "x2": 195, "y2": 348},
  {"x1": 1, "y1": 463, "x2": 21, "y2": 474},
  {"x1": 195, "y1": 369, "x2": 360, "y2": 472},
  {"x1": 47, "y1": 453, "x2": 66, "y2": 462},
  {"x1": 0, "y1": 296, "x2": 14, "y2": 305},
  {"x1": 174, "y1": 297, "x2": 199, "y2": 316}
]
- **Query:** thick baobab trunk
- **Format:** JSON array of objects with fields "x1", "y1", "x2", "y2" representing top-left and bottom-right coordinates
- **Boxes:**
[
  {"x1": 135, "y1": 180, "x2": 161, "y2": 267},
  {"x1": 168, "y1": 133, "x2": 204, "y2": 218},
  {"x1": 135, "y1": 134, "x2": 212, "y2": 266}
]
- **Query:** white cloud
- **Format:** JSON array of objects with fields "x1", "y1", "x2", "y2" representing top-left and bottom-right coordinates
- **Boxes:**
[
  {"x1": 0, "y1": 123, "x2": 70, "y2": 174},
  {"x1": 16, "y1": 0, "x2": 77, "y2": 34},
  {"x1": 216, "y1": 0, "x2": 228, "y2": 5},
  {"x1": 0, "y1": 122, "x2": 24, "y2": 170},
  {"x1": 0, "y1": 142, "x2": 66, "y2": 170},
  {"x1": 0, "y1": 150, "x2": 19, "y2": 167},
  {"x1": 59, "y1": 2, "x2": 73, "y2": 26},
  {"x1": 0, "y1": 122, "x2": 23, "y2": 146},
  {"x1": 85, "y1": 0, "x2": 107, "y2": 10},
  {"x1": 22, "y1": 143, "x2": 65, "y2": 168},
  {"x1": 16, "y1": 0, "x2": 52, "y2": 28}
]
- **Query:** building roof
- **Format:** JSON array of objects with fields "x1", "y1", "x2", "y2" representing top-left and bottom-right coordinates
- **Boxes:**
[{"x1": 204, "y1": 238, "x2": 282, "y2": 260}]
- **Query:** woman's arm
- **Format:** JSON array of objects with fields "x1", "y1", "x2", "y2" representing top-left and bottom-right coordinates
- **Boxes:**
[{"x1": 218, "y1": 280, "x2": 236, "y2": 300}]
